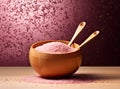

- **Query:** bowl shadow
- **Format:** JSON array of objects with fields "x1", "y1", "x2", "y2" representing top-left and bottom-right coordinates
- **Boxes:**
[
  {"x1": 42, "y1": 73, "x2": 120, "y2": 81},
  {"x1": 71, "y1": 73, "x2": 120, "y2": 81},
  {"x1": 24, "y1": 73, "x2": 120, "y2": 84}
]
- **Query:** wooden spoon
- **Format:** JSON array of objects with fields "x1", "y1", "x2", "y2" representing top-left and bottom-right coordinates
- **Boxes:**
[
  {"x1": 68, "y1": 22, "x2": 86, "y2": 46},
  {"x1": 78, "y1": 30, "x2": 100, "y2": 49}
]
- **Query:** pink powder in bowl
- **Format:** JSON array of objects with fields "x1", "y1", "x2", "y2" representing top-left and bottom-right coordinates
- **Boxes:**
[{"x1": 35, "y1": 42, "x2": 75, "y2": 54}]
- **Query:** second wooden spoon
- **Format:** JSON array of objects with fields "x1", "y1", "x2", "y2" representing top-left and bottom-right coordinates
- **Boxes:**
[{"x1": 78, "y1": 30, "x2": 100, "y2": 49}]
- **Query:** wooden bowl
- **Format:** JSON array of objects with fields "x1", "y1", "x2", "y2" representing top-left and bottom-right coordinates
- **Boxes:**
[{"x1": 29, "y1": 40, "x2": 82, "y2": 78}]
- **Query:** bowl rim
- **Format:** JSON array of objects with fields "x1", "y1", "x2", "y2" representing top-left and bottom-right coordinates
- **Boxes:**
[{"x1": 30, "y1": 40, "x2": 81, "y2": 55}]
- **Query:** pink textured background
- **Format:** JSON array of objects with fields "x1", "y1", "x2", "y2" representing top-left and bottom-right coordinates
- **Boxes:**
[
  {"x1": 0, "y1": 0, "x2": 120, "y2": 66},
  {"x1": 0, "y1": 0, "x2": 78, "y2": 66}
]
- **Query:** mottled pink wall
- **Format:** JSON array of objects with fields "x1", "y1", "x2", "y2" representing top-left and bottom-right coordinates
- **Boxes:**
[
  {"x1": 0, "y1": 0, "x2": 120, "y2": 66},
  {"x1": 0, "y1": 0, "x2": 78, "y2": 66}
]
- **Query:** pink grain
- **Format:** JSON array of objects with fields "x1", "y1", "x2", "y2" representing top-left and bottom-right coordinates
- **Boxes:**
[
  {"x1": 23, "y1": 75, "x2": 93, "y2": 84},
  {"x1": 35, "y1": 42, "x2": 75, "y2": 54}
]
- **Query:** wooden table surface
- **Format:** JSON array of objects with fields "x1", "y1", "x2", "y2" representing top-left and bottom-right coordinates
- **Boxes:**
[{"x1": 0, "y1": 67, "x2": 120, "y2": 89}]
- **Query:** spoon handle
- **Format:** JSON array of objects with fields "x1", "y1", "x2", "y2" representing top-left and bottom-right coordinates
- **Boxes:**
[
  {"x1": 68, "y1": 22, "x2": 86, "y2": 46},
  {"x1": 78, "y1": 31, "x2": 100, "y2": 49}
]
